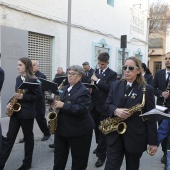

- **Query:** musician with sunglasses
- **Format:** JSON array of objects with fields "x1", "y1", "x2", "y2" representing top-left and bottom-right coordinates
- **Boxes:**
[{"x1": 104, "y1": 57, "x2": 157, "y2": 170}]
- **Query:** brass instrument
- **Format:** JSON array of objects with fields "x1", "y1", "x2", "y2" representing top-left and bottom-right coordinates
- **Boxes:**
[
  {"x1": 6, "y1": 89, "x2": 24, "y2": 117},
  {"x1": 99, "y1": 86, "x2": 146, "y2": 135},
  {"x1": 47, "y1": 79, "x2": 66, "y2": 134}
]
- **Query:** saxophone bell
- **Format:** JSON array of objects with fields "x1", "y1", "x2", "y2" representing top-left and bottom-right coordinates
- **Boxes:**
[
  {"x1": 13, "y1": 103, "x2": 21, "y2": 112},
  {"x1": 117, "y1": 122, "x2": 127, "y2": 134},
  {"x1": 48, "y1": 111, "x2": 58, "y2": 134}
]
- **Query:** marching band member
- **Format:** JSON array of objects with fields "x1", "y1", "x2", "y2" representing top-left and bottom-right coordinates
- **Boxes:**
[
  {"x1": 0, "y1": 67, "x2": 4, "y2": 154},
  {"x1": 0, "y1": 57, "x2": 42, "y2": 170},
  {"x1": 53, "y1": 65, "x2": 95, "y2": 170},
  {"x1": 90, "y1": 52, "x2": 117, "y2": 167},
  {"x1": 141, "y1": 63, "x2": 153, "y2": 86},
  {"x1": 104, "y1": 57, "x2": 157, "y2": 170},
  {"x1": 153, "y1": 53, "x2": 170, "y2": 165}
]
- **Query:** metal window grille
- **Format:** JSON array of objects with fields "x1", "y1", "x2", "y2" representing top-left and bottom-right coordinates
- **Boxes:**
[{"x1": 28, "y1": 32, "x2": 53, "y2": 81}]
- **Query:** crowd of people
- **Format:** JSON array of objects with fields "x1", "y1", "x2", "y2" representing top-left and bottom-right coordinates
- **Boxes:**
[{"x1": 0, "y1": 52, "x2": 170, "y2": 170}]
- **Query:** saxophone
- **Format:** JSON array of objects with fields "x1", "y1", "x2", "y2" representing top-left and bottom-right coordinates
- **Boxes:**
[
  {"x1": 6, "y1": 89, "x2": 24, "y2": 117},
  {"x1": 99, "y1": 85, "x2": 146, "y2": 135},
  {"x1": 47, "y1": 79, "x2": 66, "y2": 134}
]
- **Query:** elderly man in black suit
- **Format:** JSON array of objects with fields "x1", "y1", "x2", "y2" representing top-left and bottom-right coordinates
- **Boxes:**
[
  {"x1": 0, "y1": 67, "x2": 4, "y2": 154},
  {"x1": 82, "y1": 62, "x2": 94, "y2": 83},
  {"x1": 19, "y1": 60, "x2": 50, "y2": 143},
  {"x1": 90, "y1": 52, "x2": 117, "y2": 167},
  {"x1": 53, "y1": 65, "x2": 95, "y2": 170},
  {"x1": 153, "y1": 53, "x2": 170, "y2": 165}
]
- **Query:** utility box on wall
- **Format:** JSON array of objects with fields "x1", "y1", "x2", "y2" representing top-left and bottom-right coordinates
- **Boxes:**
[{"x1": 0, "y1": 26, "x2": 28, "y2": 117}]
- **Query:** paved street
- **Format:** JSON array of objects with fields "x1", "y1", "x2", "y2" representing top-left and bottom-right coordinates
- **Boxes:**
[{"x1": 0, "y1": 114, "x2": 165, "y2": 170}]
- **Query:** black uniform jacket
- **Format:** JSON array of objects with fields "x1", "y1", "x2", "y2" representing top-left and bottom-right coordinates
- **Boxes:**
[
  {"x1": 153, "y1": 69, "x2": 170, "y2": 109},
  {"x1": 105, "y1": 80, "x2": 157, "y2": 153},
  {"x1": 144, "y1": 73, "x2": 153, "y2": 87},
  {"x1": 82, "y1": 68, "x2": 94, "y2": 83},
  {"x1": 13, "y1": 75, "x2": 43, "y2": 119},
  {"x1": 57, "y1": 81, "x2": 95, "y2": 137},
  {"x1": 91, "y1": 67, "x2": 117, "y2": 113},
  {"x1": 34, "y1": 70, "x2": 46, "y2": 108}
]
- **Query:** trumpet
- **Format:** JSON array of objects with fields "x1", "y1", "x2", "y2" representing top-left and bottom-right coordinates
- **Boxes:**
[
  {"x1": 48, "y1": 79, "x2": 66, "y2": 134},
  {"x1": 6, "y1": 89, "x2": 24, "y2": 117}
]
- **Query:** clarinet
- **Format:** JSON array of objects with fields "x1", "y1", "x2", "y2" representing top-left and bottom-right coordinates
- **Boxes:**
[{"x1": 162, "y1": 81, "x2": 170, "y2": 107}]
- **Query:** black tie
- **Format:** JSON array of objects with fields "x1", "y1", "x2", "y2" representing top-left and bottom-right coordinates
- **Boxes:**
[
  {"x1": 166, "y1": 72, "x2": 170, "y2": 87},
  {"x1": 99, "y1": 70, "x2": 103, "y2": 78},
  {"x1": 126, "y1": 84, "x2": 132, "y2": 95}
]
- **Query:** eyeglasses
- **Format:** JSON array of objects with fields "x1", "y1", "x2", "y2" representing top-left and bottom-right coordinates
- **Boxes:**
[
  {"x1": 122, "y1": 65, "x2": 139, "y2": 71},
  {"x1": 67, "y1": 72, "x2": 79, "y2": 76}
]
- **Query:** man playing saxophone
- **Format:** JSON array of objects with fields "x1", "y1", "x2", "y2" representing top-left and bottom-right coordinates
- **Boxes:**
[
  {"x1": 104, "y1": 57, "x2": 157, "y2": 170},
  {"x1": 52, "y1": 65, "x2": 95, "y2": 170}
]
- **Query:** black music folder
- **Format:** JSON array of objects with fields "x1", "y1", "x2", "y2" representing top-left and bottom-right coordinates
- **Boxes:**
[
  {"x1": 18, "y1": 82, "x2": 40, "y2": 90},
  {"x1": 83, "y1": 83, "x2": 98, "y2": 89},
  {"x1": 39, "y1": 78, "x2": 59, "y2": 95},
  {"x1": 140, "y1": 105, "x2": 169, "y2": 121},
  {"x1": 53, "y1": 76, "x2": 68, "y2": 86}
]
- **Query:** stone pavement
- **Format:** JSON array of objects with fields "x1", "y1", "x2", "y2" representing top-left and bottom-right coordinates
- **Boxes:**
[{"x1": 0, "y1": 115, "x2": 165, "y2": 170}]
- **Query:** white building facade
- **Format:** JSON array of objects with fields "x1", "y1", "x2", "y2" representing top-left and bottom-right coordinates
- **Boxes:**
[{"x1": 0, "y1": 0, "x2": 150, "y2": 78}]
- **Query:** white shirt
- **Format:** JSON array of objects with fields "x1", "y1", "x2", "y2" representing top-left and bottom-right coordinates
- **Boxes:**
[
  {"x1": 67, "y1": 86, "x2": 73, "y2": 92},
  {"x1": 127, "y1": 82, "x2": 132, "y2": 87},
  {"x1": 21, "y1": 76, "x2": 25, "y2": 82},
  {"x1": 166, "y1": 70, "x2": 170, "y2": 79}
]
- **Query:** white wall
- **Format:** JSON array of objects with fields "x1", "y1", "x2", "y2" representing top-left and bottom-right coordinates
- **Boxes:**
[{"x1": 0, "y1": 0, "x2": 149, "y2": 77}]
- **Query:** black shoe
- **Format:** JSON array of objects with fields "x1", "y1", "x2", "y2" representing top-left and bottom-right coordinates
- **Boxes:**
[
  {"x1": 0, "y1": 164, "x2": 5, "y2": 170},
  {"x1": 49, "y1": 143, "x2": 55, "y2": 148},
  {"x1": 41, "y1": 134, "x2": 51, "y2": 141},
  {"x1": 18, "y1": 164, "x2": 31, "y2": 170},
  {"x1": 93, "y1": 149, "x2": 97, "y2": 154},
  {"x1": 95, "y1": 159, "x2": 105, "y2": 167},
  {"x1": 19, "y1": 138, "x2": 25, "y2": 143},
  {"x1": 161, "y1": 154, "x2": 167, "y2": 164}
]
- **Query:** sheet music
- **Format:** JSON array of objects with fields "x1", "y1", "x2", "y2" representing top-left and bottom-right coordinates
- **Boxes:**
[{"x1": 156, "y1": 105, "x2": 168, "y2": 112}]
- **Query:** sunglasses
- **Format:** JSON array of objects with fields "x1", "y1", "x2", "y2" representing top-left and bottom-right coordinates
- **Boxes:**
[{"x1": 122, "y1": 65, "x2": 139, "y2": 71}]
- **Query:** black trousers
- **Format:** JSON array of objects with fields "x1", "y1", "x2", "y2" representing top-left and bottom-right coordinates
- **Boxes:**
[
  {"x1": 53, "y1": 131, "x2": 93, "y2": 170},
  {"x1": 35, "y1": 105, "x2": 49, "y2": 135},
  {"x1": 105, "y1": 136, "x2": 143, "y2": 170},
  {"x1": 0, "y1": 115, "x2": 34, "y2": 167},
  {"x1": 91, "y1": 108, "x2": 107, "y2": 161}
]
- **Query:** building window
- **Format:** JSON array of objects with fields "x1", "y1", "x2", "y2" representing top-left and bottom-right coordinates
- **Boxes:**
[
  {"x1": 107, "y1": 0, "x2": 114, "y2": 7},
  {"x1": 92, "y1": 39, "x2": 111, "y2": 68},
  {"x1": 149, "y1": 38, "x2": 163, "y2": 48},
  {"x1": 28, "y1": 32, "x2": 53, "y2": 80},
  {"x1": 154, "y1": 61, "x2": 162, "y2": 75}
]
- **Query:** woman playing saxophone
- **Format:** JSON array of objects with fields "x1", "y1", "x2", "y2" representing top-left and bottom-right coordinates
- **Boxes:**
[
  {"x1": 53, "y1": 65, "x2": 95, "y2": 170},
  {"x1": 0, "y1": 57, "x2": 42, "y2": 170},
  {"x1": 103, "y1": 57, "x2": 157, "y2": 170}
]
